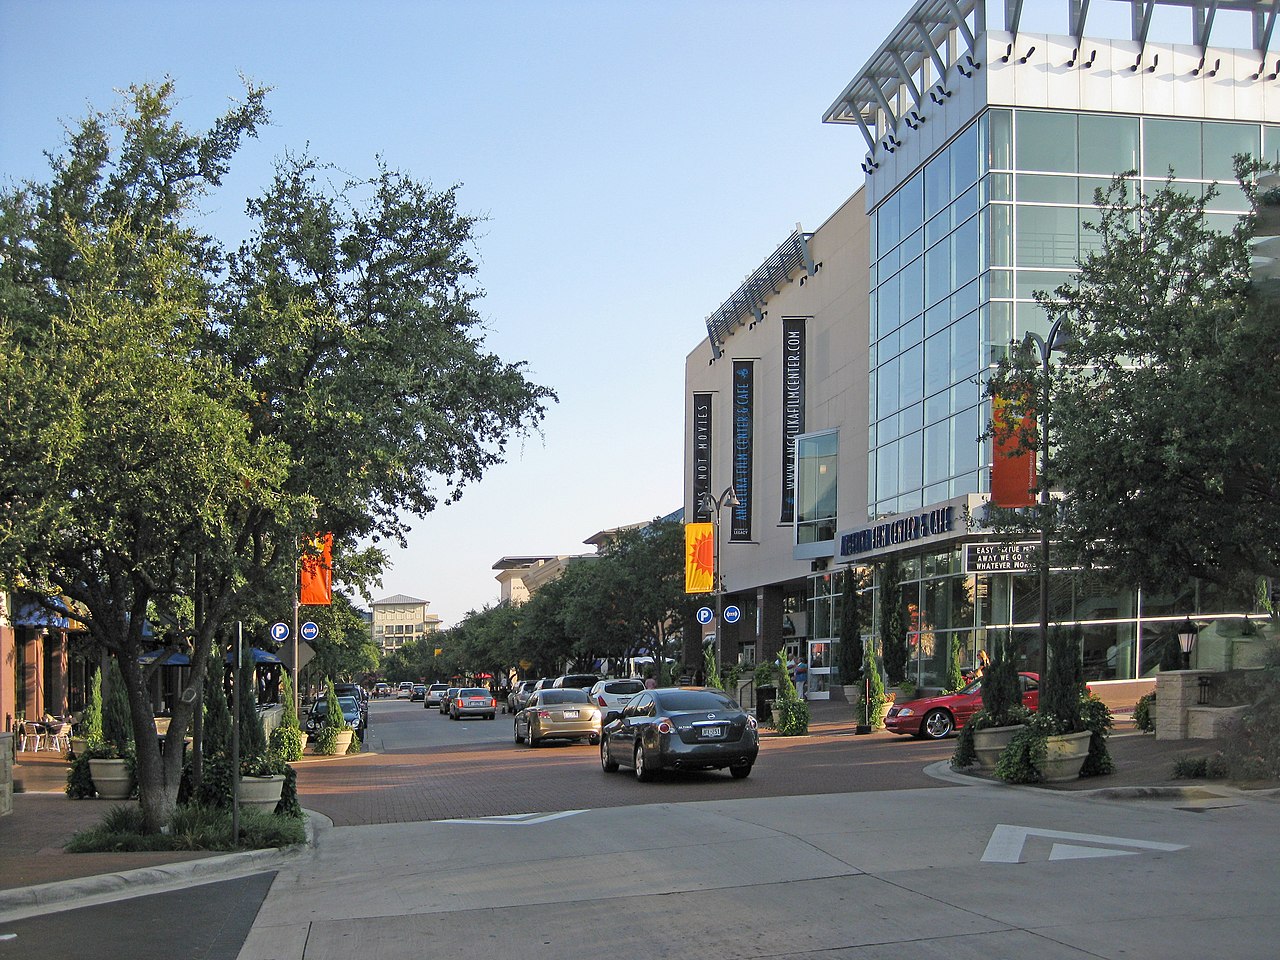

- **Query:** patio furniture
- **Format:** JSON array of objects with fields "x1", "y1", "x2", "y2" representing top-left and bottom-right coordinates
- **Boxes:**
[{"x1": 19, "y1": 721, "x2": 45, "y2": 752}]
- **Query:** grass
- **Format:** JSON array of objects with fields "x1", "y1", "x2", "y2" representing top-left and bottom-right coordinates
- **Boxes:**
[{"x1": 65, "y1": 803, "x2": 306, "y2": 853}]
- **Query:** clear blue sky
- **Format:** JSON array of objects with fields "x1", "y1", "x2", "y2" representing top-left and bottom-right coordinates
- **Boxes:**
[{"x1": 2, "y1": 1, "x2": 1255, "y2": 626}]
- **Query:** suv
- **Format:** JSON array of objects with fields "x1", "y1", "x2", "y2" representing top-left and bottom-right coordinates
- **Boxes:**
[
  {"x1": 396, "y1": 681, "x2": 414, "y2": 699},
  {"x1": 333, "y1": 683, "x2": 370, "y2": 724},
  {"x1": 589, "y1": 678, "x2": 645, "y2": 716},
  {"x1": 424, "y1": 683, "x2": 450, "y2": 708},
  {"x1": 552, "y1": 674, "x2": 601, "y2": 692}
]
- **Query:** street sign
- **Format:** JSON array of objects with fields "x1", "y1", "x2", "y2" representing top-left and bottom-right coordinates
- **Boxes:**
[
  {"x1": 723, "y1": 605, "x2": 742, "y2": 624},
  {"x1": 270, "y1": 622, "x2": 290, "y2": 642},
  {"x1": 696, "y1": 606, "x2": 714, "y2": 625},
  {"x1": 300, "y1": 621, "x2": 320, "y2": 642}
]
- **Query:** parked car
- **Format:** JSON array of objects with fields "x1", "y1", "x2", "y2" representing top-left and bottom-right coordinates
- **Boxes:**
[
  {"x1": 424, "y1": 683, "x2": 450, "y2": 708},
  {"x1": 589, "y1": 678, "x2": 645, "y2": 714},
  {"x1": 396, "y1": 681, "x2": 414, "y2": 699},
  {"x1": 513, "y1": 689, "x2": 601, "y2": 746},
  {"x1": 304, "y1": 695, "x2": 365, "y2": 741},
  {"x1": 883, "y1": 672, "x2": 1041, "y2": 739},
  {"x1": 552, "y1": 673, "x2": 602, "y2": 692},
  {"x1": 600, "y1": 687, "x2": 758, "y2": 781},
  {"x1": 410, "y1": 683, "x2": 427, "y2": 702},
  {"x1": 505, "y1": 680, "x2": 537, "y2": 714},
  {"x1": 439, "y1": 687, "x2": 461, "y2": 714},
  {"x1": 333, "y1": 683, "x2": 370, "y2": 724},
  {"x1": 373, "y1": 682, "x2": 391, "y2": 698},
  {"x1": 448, "y1": 687, "x2": 498, "y2": 720}
]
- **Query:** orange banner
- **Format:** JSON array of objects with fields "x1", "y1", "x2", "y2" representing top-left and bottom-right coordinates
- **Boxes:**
[
  {"x1": 299, "y1": 533, "x2": 333, "y2": 605},
  {"x1": 685, "y1": 523, "x2": 714, "y2": 594},
  {"x1": 990, "y1": 394, "x2": 1037, "y2": 508}
]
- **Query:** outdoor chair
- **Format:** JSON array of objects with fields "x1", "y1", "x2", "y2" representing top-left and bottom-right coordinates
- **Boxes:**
[
  {"x1": 19, "y1": 721, "x2": 45, "y2": 752},
  {"x1": 46, "y1": 721, "x2": 72, "y2": 753}
]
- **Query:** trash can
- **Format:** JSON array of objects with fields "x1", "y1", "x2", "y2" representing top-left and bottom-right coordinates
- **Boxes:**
[{"x1": 756, "y1": 685, "x2": 776, "y2": 722}]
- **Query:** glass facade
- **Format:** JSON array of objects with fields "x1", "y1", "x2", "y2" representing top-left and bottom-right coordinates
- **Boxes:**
[
  {"x1": 795, "y1": 430, "x2": 838, "y2": 545},
  {"x1": 868, "y1": 109, "x2": 1272, "y2": 520}
]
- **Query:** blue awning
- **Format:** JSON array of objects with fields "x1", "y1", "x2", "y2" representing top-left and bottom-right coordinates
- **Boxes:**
[{"x1": 139, "y1": 647, "x2": 283, "y2": 666}]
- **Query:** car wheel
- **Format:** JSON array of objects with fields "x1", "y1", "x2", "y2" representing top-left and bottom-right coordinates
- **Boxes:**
[
  {"x1": 634, "y1": 743, "x2": 655, "y2": 782},
  {"x1": 729, "y1": 763, "x2": 752, "y2": 779},
  {"x1": 528, "y1": 730, "x2": 540, "y2": 748},
  {"x1": 513, "y1": 719, "x2": 524, "y2": 744},
  {"x1": 921, "y1": 709, "x2": 955, "y2": 740},
  {"x1": 600, "y1": 738, "x2": 618, "y2": 772}
]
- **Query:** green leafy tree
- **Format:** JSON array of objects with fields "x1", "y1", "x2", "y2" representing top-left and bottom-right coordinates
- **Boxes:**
[
  {"x1": 0, "y1": 80, "x2": 552, "y2": 832},
  {"x1": 837, "y1": 567, "x2": 869, "y2": 686},
  {"x1": 878, "y1": 559, "x2": 907, "y2": 686},
  {"x1": 80, "y1": 665, "x2": 104, "y2": 744},
  {"x1": 202, "y1": 655, "x2": 232, "y2": 758},
  {"x1": 943, "y1": 635, "x2": 966, "y2": 694},
  {"x1": 268, "y1": 672, "x2": 305, "y2": 762},
  {"x1": 102, "y1": 658, "x2": 134, "y2": 756},
  {"x1": 236, "y1": 648, "x2": 267, "y2": 760},
  {"x1": 985, "y1": 170, "x2": 1280, "y2": 596}
]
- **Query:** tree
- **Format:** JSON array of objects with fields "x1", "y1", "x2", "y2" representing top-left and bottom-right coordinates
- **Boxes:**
[
  {"x1": 0, "y1": 80, "x2": 553, "y2": 832},
  {"x1": 878, "y1": 559, "x2": 907, "y2": 685},
  {"x1": 302, "y1": 593, "x2": 381, "y2": 691},
  {"x1": 837, "y1": 567, "x2": 869, "y2": 686},
  {"x1": 985, "y1": 171, "x2": 1280, "y2": 596}
]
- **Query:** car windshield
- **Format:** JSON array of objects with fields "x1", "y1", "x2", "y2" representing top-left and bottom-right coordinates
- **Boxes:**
[
  {"x1": 539, "y1": 690, "x2": 589, "y2": 705},
  {"x1": 459, "y1": 688, "x2": 489, "y2": 697},
  {"x1": 655, "y1": 690, "x2": 737, "y2": 711},
  {"x1": 338, "y1": 697, "x2": 359, "y2": 711}
]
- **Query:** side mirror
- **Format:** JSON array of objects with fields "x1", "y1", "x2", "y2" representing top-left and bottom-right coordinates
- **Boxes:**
[{"x1": 604, "y1": 711, "x2": 622, "y2": 726}]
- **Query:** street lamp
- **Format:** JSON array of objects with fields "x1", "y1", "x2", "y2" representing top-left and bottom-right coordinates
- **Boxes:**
[
  {"x1": 700, "y1": 485, "x2": 741, "y2": 675},
  {"x1": 1022, "y1": 317, "x2": 1072, "y2": 681},
  {"x1": 1176, "y1": 618, "x2": 1199, "y2": 671}
]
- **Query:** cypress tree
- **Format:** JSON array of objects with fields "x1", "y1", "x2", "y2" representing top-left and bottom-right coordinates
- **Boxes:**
[{"x1": 102, "y1": 657, "x2": 133, "y2": 754}]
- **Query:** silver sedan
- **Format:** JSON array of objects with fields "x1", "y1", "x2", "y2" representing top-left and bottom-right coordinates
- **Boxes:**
[{"x1": 513, "y1": 689, "x2": 601, "y2": 747}]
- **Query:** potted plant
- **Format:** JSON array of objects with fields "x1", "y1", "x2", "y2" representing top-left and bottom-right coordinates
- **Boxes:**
[
  {"x1": 855, "y1": 641, "x2": 891, "y2": 731},
  {"x1": 71, "y1": 665, "x2": 104, "y2": 758},
  {"x1": 268, "y1": 673, "x2": 306, "y2": 762},
  {"x1": 770, "y1": 647, "x2": 810, "y2": 736},
  {"x1": 1134, "y1": 691, "x2": 1156, "y2": 733},
  {"x1": 837, "y1": 567, "x2": 867, "y2": 703},
  {"x1": 237, "y1": 753, "x2": 287, "y2": 812},
  {"x1": 315, "y1": 680, "x2": 354, "y2": 756},
  {"x1": 87, "y1": 658, "x2": 135, "y2": 799},
  {"x1": 952, "y1": 643, "x2": 1029, "y2": 771}
]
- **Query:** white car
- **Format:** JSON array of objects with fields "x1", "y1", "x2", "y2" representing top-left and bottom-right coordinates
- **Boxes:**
[
  {"x1": 396, "y1": 681, "x2": 414, "y2": 699},
  {"x1": 589, "y1": 678, "x2": 646, "y2": 717}
]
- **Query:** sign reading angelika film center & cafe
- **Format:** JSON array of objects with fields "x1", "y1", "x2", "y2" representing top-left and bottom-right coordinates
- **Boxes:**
[{"x1": 836, "y1": 495, "x2": 987, "y2": 564}]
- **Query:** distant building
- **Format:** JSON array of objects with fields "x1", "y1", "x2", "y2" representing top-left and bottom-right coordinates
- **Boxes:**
[{"x1": 370, "y1": 594, "x2": 442, "y2": 653}]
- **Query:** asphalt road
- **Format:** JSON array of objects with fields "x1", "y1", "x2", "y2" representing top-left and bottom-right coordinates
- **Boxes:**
[{"x1": 294, "y1": 697, "x2": 958, "y2": 826}]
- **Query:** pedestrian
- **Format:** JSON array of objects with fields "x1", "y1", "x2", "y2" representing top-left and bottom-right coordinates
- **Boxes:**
[{"x1": 794, "y1": 658, "x2": 808, "y2": 699}]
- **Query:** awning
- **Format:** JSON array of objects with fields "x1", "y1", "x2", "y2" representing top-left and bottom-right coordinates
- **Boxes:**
[{"x1": 138, "y1": 646, "x2": 283, "y2": 667}]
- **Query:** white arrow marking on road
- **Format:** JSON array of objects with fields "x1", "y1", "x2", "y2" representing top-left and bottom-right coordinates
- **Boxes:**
[
  {"x1": 441, "y1": 810, "x2": 586, "y2": 826},
  {"x1": 982, "y1": 824, "x2": 1187, "y2": 863}
]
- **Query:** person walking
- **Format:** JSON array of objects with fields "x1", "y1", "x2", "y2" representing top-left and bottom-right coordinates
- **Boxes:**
[{"x1": 795, "y1": 657, "x2": 808, "y2": 699}]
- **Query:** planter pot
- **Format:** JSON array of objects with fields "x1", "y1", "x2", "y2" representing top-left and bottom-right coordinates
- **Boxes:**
[
  {"x1": 238, "y1": 774, "x2": 285, "y2": 812},
  {"x1": 318, "y1": 728, "x2": 354, "y2": 756},
  {"x1": 841, "y1": 685, "x2": 861, "y2": 704},
  {"x1": 972, "y1": 723, "x2": 1026, "y2": 771},
  {"x1": 1038, "y1": 730, "x2": 1093, "y2": 782},
  {"x1": 69, "y1": 737, "x2": 89, "y2": 758},
  {"x1": 88, "y1": 758, "x2": 132, "y2": 800}
]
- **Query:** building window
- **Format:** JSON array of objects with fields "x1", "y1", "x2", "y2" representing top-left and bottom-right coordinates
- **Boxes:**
[{"x1": 795, "y1": 431, "x2": 838, "y2": 544}]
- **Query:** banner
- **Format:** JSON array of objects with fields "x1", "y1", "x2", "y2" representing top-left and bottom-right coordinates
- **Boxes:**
[
  {"x1": 684, "y1": 522, "x2": 714, "y2": 594},
  {"x1": 990, "y1": 394, "x2": 1036, "y2": 508},
  {"x1": 692, "y1": 393, "x2": 713, "y2": 521},
  {"x1": 780, "y1": 318, "x2": 806, "y2": 523},
  {"x1": 731, "y1": 360, "x2": 754, "y2": 541},
  {"x1": 299, "y1": 533, "x2": 334, "y2": 605}
]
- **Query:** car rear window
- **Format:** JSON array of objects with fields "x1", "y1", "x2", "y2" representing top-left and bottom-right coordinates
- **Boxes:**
[
  {"x1": 540, "y1": 690, "x2": 590, "y2": 705},
  {"x1": 654, "y1": 690, "x2": 736, "y2": 711},
  {"x1": 555, "y1": 675, "x2": 598, "y2": 688},
  {"x1": 459, "y1": 688, "x2": 489, "y2": 697},
  {"x1": 605, "y1": 680, "x2": 644, "y2": 695},
  {"x1": 429, "y1": 684, "x2": 449, "y2": 691}
]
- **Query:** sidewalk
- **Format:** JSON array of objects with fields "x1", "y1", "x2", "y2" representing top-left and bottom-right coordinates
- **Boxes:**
[{"x1": 0, "y1": 700, "x2": 1250, "y2": 909}]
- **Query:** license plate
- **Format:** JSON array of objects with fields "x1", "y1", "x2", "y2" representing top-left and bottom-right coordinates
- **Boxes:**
[
  {"x1": 617, "y1": 697, "x2": 631, "y2": 705},
  {"x1": 562, "y1": 710, "x2": 579, "y2": 719},
  {"x1": 468, "y1": 699, "x2": 485, "y2": 704},
  {"x1": 699, "y1": 726, "x2": 722, "y2": 739}
]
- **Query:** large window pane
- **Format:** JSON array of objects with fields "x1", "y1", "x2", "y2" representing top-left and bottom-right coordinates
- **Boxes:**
[
  {"x1": 1018, "y1": 111, "x2": 1077, "y2": 173},
  {"x1": 1203, "y1": 121, "x2": 1258, "y2": 181},
  {"x1": 877, "y1": 358, "x2": 899, "y2": 415},
  {"x1": 988, "y1": 108, "x2": 1013, "y2": 170},
  {"x1": 950, "y1": 311, "x2": 980, "y2": 383},
  {"x1": 899, "y1": 430, "x2": 923, "y2": 491},
  {"x1": 878, "y1": 189, "x2": 901, "y2": 252},
  {"x1": 924, "y1": 151, "x2": 951, "y2": 219},
  {"x1": 796, "y1": 432, "x2": 838, "y2": 544},
  {"x1": 899, "y1": 343, "x2": 924, "y2": 407},
  {"x1": 1016, "y1": 204, "x2": 1079, "y2": 267},
  {"x1": 1079, "y1": 114, "x2": 1139, "y2": 175},
  {"x1": 901, "y1": 255, "x2": 923, "y2": 321},
  {"x1": 951, "y1": 122, "x2": 980, "y2": 193},
  {"x1": 925, "y1": 236, "x2": 951, "y2": 307},
  {"x1": 924, "y1": 330, "x2": 950, "y2": 395},
  {"x1": 954, "y1": 215, "x2": 980, "y2": 287},
  {"x1": 878, "y1": 271, "x2": 900, "y2": 331},
  {"x1": 877, "y1": 439, "x2": 899, "y2": 498},
  {"x1": 988, "y1": 204, "x2": 1013, "y2": 266},
  {"x1": 1144, "y1": 118, "x2": 1201, "y2": 179},
  {"x1": 1017, "y1": 173, "x2": 1078, "y2": 203},
  {"x1": 952, "y1": 405, "x2": 980, "y2": 475},
  {"x1": 898, "y1": 172, "x2": 924, "y2": 232},
  {"x1": 924, "y1": 420, "x2": 949, "y2": 484}
]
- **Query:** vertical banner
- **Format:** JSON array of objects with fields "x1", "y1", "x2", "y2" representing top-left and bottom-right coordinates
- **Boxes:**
[
  {"x1": 731, "y1": 360, "x2": 754, "y2": 541},
  {"x1": 780, "y1": 318, "x2": 807, "y2": 523},
  {"x1": 299, "y1": 533, "x2": 334, "y2": 605},
  {"x1": 684, "y1": 522, "x2": 714, "y2": 593},
  {"x1": 692, "y1": 393, "x2": 713, "y2": 521},
  {"x1": 990, "y1": 394, "x2": 1037, "y2": 508}
]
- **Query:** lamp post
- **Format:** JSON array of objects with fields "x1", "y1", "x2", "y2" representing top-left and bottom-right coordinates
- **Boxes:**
[
  {"x1": 1176, "y1": 617, "x2": 1199, "y2": 671},
  {"x1": 700, "y1": 485, "x2": 740, "y2": 675},
  {"x1": 1022, "y1": 317, "x2": 1071, "y2": 682}
]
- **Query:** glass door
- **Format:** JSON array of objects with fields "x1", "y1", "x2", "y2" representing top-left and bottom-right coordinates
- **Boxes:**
[{"x1": 806, "y1": 640, "x2": 830, "y2": 700}]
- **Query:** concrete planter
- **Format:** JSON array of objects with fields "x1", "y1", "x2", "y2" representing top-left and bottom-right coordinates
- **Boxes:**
[
  {"x1": 972, "y1": 723, "x2": 1026, "y2": 771},
  {"x1": 317, "y1": 728, "x2": 354, "y2": 756},
  {"x1": 1039, "y1": 730, "x2": 1092, "y2": 782},
  {"x1": 88, "y1": 758, "x2": 132, "y2": 800},
  {"x1": 237, "y1": 774, "x2": 285, "y2": 813}
]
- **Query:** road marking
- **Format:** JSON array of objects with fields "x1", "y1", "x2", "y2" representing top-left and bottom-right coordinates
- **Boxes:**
[
  {"x1": 982, "y1": 824, "x2": 1187, "y2": 863},
  {"x1": 441, "y1": 810, "x2": 586, "y2": 826}
]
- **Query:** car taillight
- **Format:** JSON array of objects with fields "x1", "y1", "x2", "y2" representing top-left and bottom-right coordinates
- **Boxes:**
[
  {"x1": 538, "y1": 709, "x2": 552, "y2": 719},
  {"x1": 656, "y1": 718, "x2": 674, "y2": 734},
  {"x1": 488, "y1": 699, "x2": 496, "y2": 708},
  {"x1": 597, "y1": 695, "x2": 607, "y2": 706}
]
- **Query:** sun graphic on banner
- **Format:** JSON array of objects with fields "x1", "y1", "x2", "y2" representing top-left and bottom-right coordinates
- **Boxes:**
[{"x1": 685, "y1": 523, "x2": 714, "y2": 593}]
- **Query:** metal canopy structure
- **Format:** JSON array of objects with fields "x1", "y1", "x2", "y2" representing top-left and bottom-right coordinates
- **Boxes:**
[
  {"x1": 704, "y1": 228, "x2": 816, "y2": 359},
  {"x1": 824, "y1": 0, "x2": 1280, "y2": 163}
]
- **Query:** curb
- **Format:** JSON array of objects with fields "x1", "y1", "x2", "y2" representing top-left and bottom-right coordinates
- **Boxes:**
[
  {"x1": 0, "y1": 808, "x2": 327, "y2": 923},
  {"x1": 923, "y1": 759, "x2": 1280, "y2": 801}
]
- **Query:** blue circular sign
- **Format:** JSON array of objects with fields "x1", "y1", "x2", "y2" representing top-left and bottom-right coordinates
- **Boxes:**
[
  {"x1": 696, "y1": 606, "x2": 714, "y2": 625},
  {"x1": 300, "y1": 621, "x2": 320, "y2": 642},
  {"x1": 270, "y1": 622, "x2": 290, "y2": 642},
  {"x1": 723, "y1": 605, "x2": 742, "y2": 624}
]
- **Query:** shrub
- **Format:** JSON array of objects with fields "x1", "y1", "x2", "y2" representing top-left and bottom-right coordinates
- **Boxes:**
[
  {"x1": 772, "y1": 695, "x2": 810, "y2": 736},
  {"x1": 943, "y1": 635, "x2": 966, "y2": 694},
  {"x1": 65, "y1": 751, "x2": 97, "y2": 799},
  {"x1": 1133, "y1": 692, "x2": 1156, "y2": 733},
  {"x1": 102, "y1": 658, "x2": 133, "y2": 754},
  {"x1": 980, "y1": 643, "x2": 1023, "y2": 726},
  {"x1": 79, "y1": 665, "x2": 104, "y2": 743},
  {"x1": 269, "y1": 725, "x2": 306, "y2": 763}
]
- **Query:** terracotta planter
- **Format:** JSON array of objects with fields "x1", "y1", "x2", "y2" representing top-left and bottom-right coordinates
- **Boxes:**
[
  {"x1": 972, "y1": 723, "x2": 1026, "y2": 771},
  {"x1": 88, "y1": 758, "x2": 132, "y2": 799},
  {"x1": 1038, "y1": 730, "x2": 1092, "y2": 782},
  {"x1": 238, "y1": 774, "x2": 285, "y2": 812}
]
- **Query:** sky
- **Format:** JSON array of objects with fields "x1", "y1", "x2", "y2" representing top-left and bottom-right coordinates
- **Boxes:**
[{"x1": 2, "y1": 1, "x2": 1260, "y2": 627}]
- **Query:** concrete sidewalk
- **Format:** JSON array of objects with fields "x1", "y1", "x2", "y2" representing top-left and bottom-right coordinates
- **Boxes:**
[{"x1": 0, "y1": 697, "x2": 1245, "y2": 911}]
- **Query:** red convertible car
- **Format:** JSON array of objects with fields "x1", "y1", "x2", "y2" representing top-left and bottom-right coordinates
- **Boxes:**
[{"x1": 883, "y1": 672, "x2": 1040, "y2": 739}]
